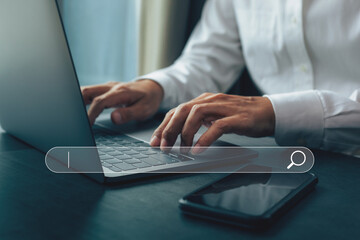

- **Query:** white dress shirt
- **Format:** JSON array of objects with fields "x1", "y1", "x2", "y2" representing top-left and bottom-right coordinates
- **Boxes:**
[{"x1": 138, "y1": 0, "x2": 360, "y2": 156}]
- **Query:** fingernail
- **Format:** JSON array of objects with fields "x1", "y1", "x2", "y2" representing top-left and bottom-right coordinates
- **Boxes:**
[
  {"x1": 160, "y1": 139, "x2": 168, "y2": 151},
  {"x1": 191, "y1": 143, "x2": 203, "y2": 155},
  {"x1": 112, "y1": 112, "x2": 122, "y2": 125},
  {"x1": 150, "y1": 136, "x2": 160, "y2": 146}
]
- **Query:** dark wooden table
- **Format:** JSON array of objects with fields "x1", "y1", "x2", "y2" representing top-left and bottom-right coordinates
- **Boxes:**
[{"x1": 0, "y1": 123, "x2": 359, "y2": 240}]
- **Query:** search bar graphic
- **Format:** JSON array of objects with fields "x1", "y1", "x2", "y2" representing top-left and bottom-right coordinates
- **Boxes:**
[
  {"x1": 288, "y1": 150, "x2": 307, "y2": 169},
  {"x1": 45, "y1": 147, "x2": 315, "y2": 174}
]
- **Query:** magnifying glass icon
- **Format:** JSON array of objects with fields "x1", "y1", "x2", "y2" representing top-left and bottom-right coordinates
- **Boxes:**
[{"x1": 287, "y1": 150, "x2": 307, "y2": 169}]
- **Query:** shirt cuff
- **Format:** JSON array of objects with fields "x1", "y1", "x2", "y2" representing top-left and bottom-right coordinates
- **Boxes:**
[
  {"x1": 265, "y1": 90, "x2": 324, "y2": 148},
  {"x1": 134, "y1": 68, "x2": 178, "y2": 111}
]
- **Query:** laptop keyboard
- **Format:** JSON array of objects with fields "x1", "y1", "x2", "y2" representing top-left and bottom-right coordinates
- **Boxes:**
[{"x1": 95, "y1": 133, "x2": 194, "y2": 172}]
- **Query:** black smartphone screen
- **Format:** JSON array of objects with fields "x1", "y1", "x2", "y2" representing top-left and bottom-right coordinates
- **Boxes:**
[{"x1": 181, "y1": 173, "x2": 317, "y2": 225}]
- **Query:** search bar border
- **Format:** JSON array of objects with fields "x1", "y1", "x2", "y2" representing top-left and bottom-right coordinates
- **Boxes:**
[{"x1": 45, "y1": 146, "x2": 315, "y2": 174}]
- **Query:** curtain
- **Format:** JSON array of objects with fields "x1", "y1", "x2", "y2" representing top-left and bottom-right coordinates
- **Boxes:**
[{"x1": 137, "y1": 0, "x2": 191, "y2": 75}]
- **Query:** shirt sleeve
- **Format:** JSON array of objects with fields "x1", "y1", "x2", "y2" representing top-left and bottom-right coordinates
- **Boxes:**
[
  {"x1": 266, "y1": 89, "x2": 360, "y2": 156},
  {"x1": 135, "y1": 0, "x2": 245, "y2": 110}
]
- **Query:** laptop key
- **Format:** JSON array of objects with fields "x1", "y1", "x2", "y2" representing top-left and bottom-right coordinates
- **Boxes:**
[
  {"x1": 133, "y1": 162, "x2": 152, "y2": 168},
  {"x1": 125, "y1": 139, "x2": 144, "y2": 144},
  {"x1": 135, "y1": 148, "x2": 149, "y2": 152},
  {"x1": 124, "y1": 158, "x2": 142, "y2": 164},
  {"x1": 115, "y1": 155, "x2": 133, "y2": 160},
  {"x1": 122, "y1": 150, "x2": 139, "y2": 156},
  {"x1": 107, "y1": 144, "x2": 121, "y2": 148},
  {"x1": 99, "y1": 148, "x2": 116, "y2": 153},
  {"x1": 102, "y1": 162, "x2": 112, "y2": 168},
  {"x1": 134, "y1": 154, "x2": 149, "y2": 159},
  {"x1": 113, "y1": 162, "x2": 137, "y2": 171},
  {"x1": 109, "y1": 166, "x2": 122, "y2": 172},
  {"x1": 143, "y1": 157, "x2": 166, "y2": 166},
  {"x1": 132, "y1": 143, "x2": 149, "y2": 147},
  {"x1": 113, "y1": 137, "x2": 126, "y2": 141},
  {"x1": 107, "y1": 151, "x2": 124, "y2": 156},
  {"x1": 121, "y1": 142, "x2": 135, "y2": 146},
  {"x1": 142, "y1": 150, "x2": 159, "y2": 155},
  {"x1": 104, "y1": 158, "x2": 123, "y2": 164},
  {"x1": 100, "y1": 155, "x2": 113, "y2": 161},
  {"x1": 151, "y1": 154, "x2": 180, "y2": 164}
]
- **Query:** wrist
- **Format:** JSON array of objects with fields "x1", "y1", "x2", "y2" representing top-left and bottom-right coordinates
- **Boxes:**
[
  {"x1": 261, "y1": 97, "x2": 276, "y2": 136},
  {"x1": 138, "y1": 79, "x2": 164, "y2": 101}
]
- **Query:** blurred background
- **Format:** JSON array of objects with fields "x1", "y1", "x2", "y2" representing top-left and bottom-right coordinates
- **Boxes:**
[{"x1": 57, "y1": 0, "x2": 205, "y2": 86}]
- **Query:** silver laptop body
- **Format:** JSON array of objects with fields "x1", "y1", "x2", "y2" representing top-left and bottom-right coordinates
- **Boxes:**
[{"x1": 0, "y1": 0, "x2": 255, "y2": 183}]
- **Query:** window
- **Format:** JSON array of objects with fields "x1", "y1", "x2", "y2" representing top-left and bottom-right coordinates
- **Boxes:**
[{"x1": 58, "y1": 0, "x2": 138, "y2": 86}]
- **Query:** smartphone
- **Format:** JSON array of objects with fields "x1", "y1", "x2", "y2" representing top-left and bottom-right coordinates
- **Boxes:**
[{"x1": 179, "y1": 173, "x2": 318, "y2": 229}]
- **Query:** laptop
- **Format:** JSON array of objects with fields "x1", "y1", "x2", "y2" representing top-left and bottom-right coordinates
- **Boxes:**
[{"x1": 0, "y1": 0, "x2": 256, "y2": 183}]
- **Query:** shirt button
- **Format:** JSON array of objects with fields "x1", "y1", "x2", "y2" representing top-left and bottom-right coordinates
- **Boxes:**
[{"x1": 291, "y1": 17, "x2": 298, "y2": 24}]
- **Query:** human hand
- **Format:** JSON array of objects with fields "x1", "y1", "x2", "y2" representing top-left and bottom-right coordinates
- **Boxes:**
[
  {"x1": 150, "y1": 93, "x2": 275, "y2": 154},
  {"x1": 81, "y1": 80, "x2": 164, "y2": 125}
]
